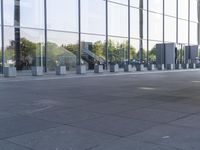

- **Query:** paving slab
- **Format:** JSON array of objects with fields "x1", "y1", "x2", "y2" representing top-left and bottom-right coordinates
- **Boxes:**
[
  {"x1": 0, "y1": 116, "x2": 60, "y2": 139},
  {"x1": 27, "y1": 109, "x2": 103, "y2": 125},
  {"x1": 92, "y1": 138, "x2": 179, "y2": 150},
  {"x1": 117, "y1": 108, "x2": 187, "y2": 123},
  {"x1": 170, "y1": 114, "x2": 200, "y2": 128},
  {"x1": 8, "y1": 126, "x2": 119, "y2": 150},
  {"x1": 70, "y1": 116, "x2": 158, "y2": 137},
  {"x1": 128, "y1": 124, "x2": 200, "y2": 150},
  {"x1": 0, "y1": 140, "x2": 31, "y2": 150}
]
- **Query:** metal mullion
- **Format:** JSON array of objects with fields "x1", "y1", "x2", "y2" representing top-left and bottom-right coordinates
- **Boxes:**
[
  {"x1": 78, "y1": 0, "x2": 81, "y2": 66},
  {"x1": 163, "y1": 0, "x2": 165, "y2": 43},
  {"x1": 44, "y1": 0, "x2": 47, "y2": 72},
  {"x1": 1, "y1": 0, "x2": 4, "y2": 73},
  {"x1": 176, "y1": 0, "x2": 178, "y2": 44},
  {"x1": 147, "y1": 0, "x2": 149, "y2": 63},
  {"x1": 105, "y1": 0, "x2": 108, "y2": 69},
  {"x1": 128, "y1": 0, "x2": 130, "y2": 64}
]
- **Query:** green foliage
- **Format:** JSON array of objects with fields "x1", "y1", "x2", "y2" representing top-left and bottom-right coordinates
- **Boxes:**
[
  {"x1": 149, "y1": 45, "x2": 156, "y2": 62},
  {"x1": 92, "y1": 41, "x2": 105, "y2": 59}
]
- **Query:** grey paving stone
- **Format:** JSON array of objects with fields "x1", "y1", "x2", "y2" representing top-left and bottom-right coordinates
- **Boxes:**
[
  {"x1": 117, "y1": 108, "x2": 187, "y2": 123},
  {"x1": 76, "y1": 102, "x2": 143, "y2": 115},
  {"x1": 128, "y1": 124, "x2": 200, "y2": 150},
  {"x1": 0, "y1": 112, "x2": 15, "y2": 119},
  {"x1": 0, "y1": 116, "x2": 59, "y2": 139},
  {"x1": 8, "y1": 126, "x2": 119, "y2": 150},
  {"x1": 92, "y1": 138, "x2": 178, "y2": 150},
  {"x1": 109, "y1": 99, "x2": 163, "y2": 108},
  {"x1": 149, "y1": 102, "x2": 200, "y2": 114},
  {"x1": 170, "y1": 115, "x2": 200, "y2": 128},
  {"x1": 27, "y1": 109, "x2": 103, "y2": 124},
  {"x1": 0, "y1": 140, "x2": 30, "y2": 150},
  {"x1": 70, "y1": 116, "x2": 158, "y2": 137}
]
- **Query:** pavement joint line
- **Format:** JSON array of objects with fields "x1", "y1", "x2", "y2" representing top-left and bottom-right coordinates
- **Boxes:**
[
  {"x1": 0, "y1": 69, "x2": 200, "y2": 82},
  {"x1": 3, "y1": 139, "x2": 34, "y2": 150}
]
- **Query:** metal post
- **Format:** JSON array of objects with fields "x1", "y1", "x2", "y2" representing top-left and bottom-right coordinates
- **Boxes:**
[
  {"x1": 128, "y1": 0, "x2": 130, "y2": 64},
  {"x1": 14, "y1": 0, "x2": 21, "y2": 70},
  {"x1": 78, "y1": 0, "x2": 81, "y2": 66},
  {"x1": 163, "y1": 0, "x2": 165, "y2": 43},
  {"x1": 188, "y1": 0, "x2": 190, "y2": 46},
  {"x1": 1, "y1": 0, "x2": 4, "y2": 73},
  {"x1": 139, "y1": 0, "x2": 144, "y2": 63},
  {"x1": 176, "y1": 0, "x2": 178, "y2": 44},
  {"x1": 44, "y1": 0, "x2": 47, "y2": 72},
  {"x1": 147, "y1": 0, "x2": 149, "y2": 63},
  {"x1": 105, "y1": 0, "x2": 108, "y2": 69}
]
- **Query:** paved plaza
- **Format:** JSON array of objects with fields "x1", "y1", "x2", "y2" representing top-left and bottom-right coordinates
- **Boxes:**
[{"x1": 0, "y1": 70, "x2": 200, "y2": 149}]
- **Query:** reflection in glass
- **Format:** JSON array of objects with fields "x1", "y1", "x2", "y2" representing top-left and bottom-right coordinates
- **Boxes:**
[
  {"x1": 4, "y1": 27, "x2": 45, "y2": 70},
  {"x1": 47, "y1": 0, "x2": 78, "y2": 32},
  {"x1": 47, "y1": 31, "x2": 78, "y2": 71},
  {"x1": 178, "y1": 0, "x2": 188, "y2": 20},
  {"x1": 149, "y1": 12, "x2": 163, "y2": 41},
  {"x1": 149, "y1": 40, "x2": 160, "y2": 64},
  {"x1": 109, "y1": 0, "x2": 128, "y2": 5},
  {"x1": 165, "y1": 16, "x2": 176, "y2": 42},
  {"x1": 0, "y1": 26, "x2": 2, "y2": 73},
  {"x1": 108, "y1": 2, "x2": 128, "y2": 37},
  {"x1": 130, "y1": 8, "x2": 139, "y2": 38},
  {"x1": 4, "y1": 0, "x2": 44, "y2": 28},
  {"x1": 130, "y1": 39, "x2": 147, "y2": 64},
  {"x1": 149, "y1": 0, "x2": 163, "y2": 13},
  {"x1": 178, "y1": 19, "x2": 188, "y2": 44},
  {"x1": 81, "y1": 0, "x2": 105, "y2": 34},
  {"x1": 190, "y1": 22, "x2": 198, "y2": 45},
  {"x1": 165, "y1": 0, "x2": 176, "y2": 17},
  {"x1": 81, "y1": 34, "x2": 105, "y2": 70},
  {"x1": 190, "y1": 0, "x2": 198, "y2": 22},
  {"x1": 108, "y1": 36, "x2": 128, "y2": 68}
]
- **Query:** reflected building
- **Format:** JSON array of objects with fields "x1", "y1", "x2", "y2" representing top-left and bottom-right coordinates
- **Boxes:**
[{"x1": 0, "y1": 0, "x2": 200, "y2": 73}]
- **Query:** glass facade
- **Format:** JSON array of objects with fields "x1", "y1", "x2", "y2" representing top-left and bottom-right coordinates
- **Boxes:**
[{"x1": 0, "y1": 0, "x2": 199, "y2": 73}]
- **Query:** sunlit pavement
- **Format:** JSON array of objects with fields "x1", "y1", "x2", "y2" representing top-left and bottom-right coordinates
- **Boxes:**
[{"x1": 0, "y1": 70, "x2": 200, "y2": 149}]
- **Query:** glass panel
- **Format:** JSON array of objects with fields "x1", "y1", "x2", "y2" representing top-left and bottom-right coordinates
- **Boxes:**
[
  {"x1": 4, "y1": 0, "x2": 44, "y2": 28},
  {"x1": 176, "y1": 44, "x2": 185, "y2": 64},
  {"x1": 4, "y1": 27, "x2": 45, "y2": 71},
  {"x1": 190, "y1": 0, "x2": 198, "y2": 22},
  {"x1": 131, "y1": 8, "x2": 147, "y2": 39},
  {"x1": 81, "y1": 0, "x2": 105, "y2": 35},
  {"x1": 108, "y1": 36, "x2": 128, "y2": 68},
  {"x1": 165, "y1": 0, "x2": 176, "y2": 17},
  {"x1": 178, "y1": 19, "x2": 188, "y2": 44},
  {"x1": 165, "y1": 16, "x2": 176, "y2": 42},
  {"x1": 4, "y1": 27, "x2": 15, "y2": 67},
  {"x1": 149, "y1": 40, "x2": 161, "y2": 64},
  {"x1": 130, "y1": 39, "x2": 147, "y2": 64},
  {"x1": 190, "y1": 22, "x2": 198, "y2": 45},
  {"x1": 108, "y1": 2, "x2": 128, "y2": 37},
  {"x1": 130, "y1": 8, "x2": 139, "y2": 38},
  {"x1": 130, "y1": 39, "x2": 139, "y2": 63},
  {"x1": 47, "y1": 31, "x2": 78, "y2": 71},
  {"x1": 130, "y1": 0, "x2": 139, "y2": 8},
  {"x1": 149, "y1": 12, "x2": 163, "y2": 41},
  {"x1": 81, "y1": 34, "x2": 106, "y2": 70},
  {"x1": 130, "y1": 8, "x2": 147, "y2": 40},
  {"x1": 0, "y1": 26, "x2": 2, "y2": 73},
  {"x1": 47, "y1": 0, "x2": 78, "y2": 32},
  {"x1": 20, "y1": 0, "x2": 44, "y2": 28},
  {"x1": 178, "y1": 0, "x2": 188, "y2": 20},
  {"x1": 4, "y1": 0, "x2": 14, "y2": 26},
  {"x1": 149, "y1": 0, "x2": 163, "y2": 13},
  {"x1": 109, "y1": 0, "x2": 128, "y2": 5}
]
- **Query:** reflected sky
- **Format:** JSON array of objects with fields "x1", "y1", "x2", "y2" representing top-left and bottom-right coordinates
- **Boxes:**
[{"x1": 2, "y1": 0, "x2": 199, "y2": 47}]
